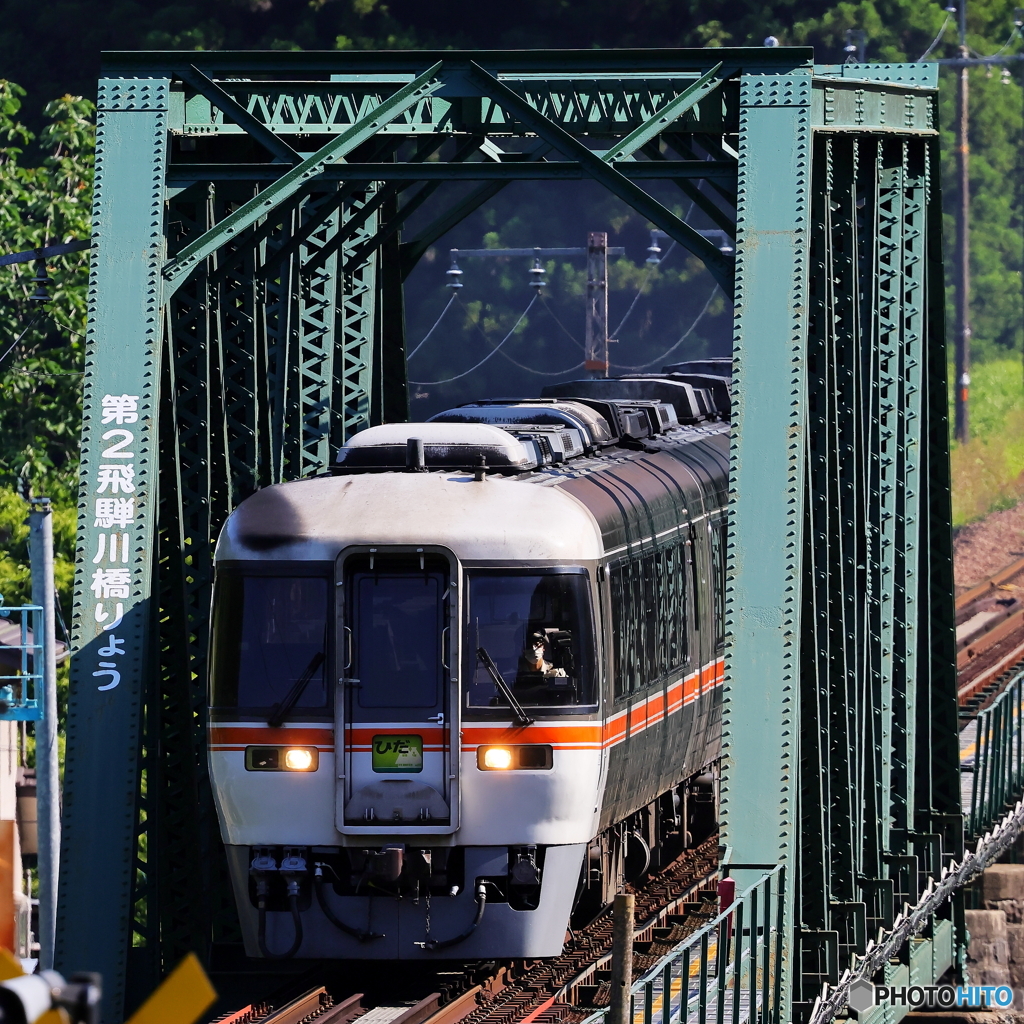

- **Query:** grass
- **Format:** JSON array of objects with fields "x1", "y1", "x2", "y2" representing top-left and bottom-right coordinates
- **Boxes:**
[{"x1": 950, "y1": 358, "x2": 1024, "y2": 525}]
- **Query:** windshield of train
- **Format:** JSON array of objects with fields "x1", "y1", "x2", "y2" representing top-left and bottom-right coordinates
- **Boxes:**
[
  {"x1": 210, "y1": 573, "x2": 328, "y2": 711},
  {"x1": 350, "y1": 569, "x2": 445, "y2": 714},
  {"x1": 465, "y1": 572, "x2": 594, "y2": 709}
]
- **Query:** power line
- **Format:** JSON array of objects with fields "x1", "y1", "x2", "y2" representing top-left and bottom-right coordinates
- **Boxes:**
[
  {"x1": 969, "y1": 26, "x2": 1021, "y2": 59},
  {"x1": 609, "y1": 240, "x2": 677, "y2": 340},
  {"x1": 539, "y1": 295, "x2": 584, "y2": 350},
  {"x1": 0, "y1": 312, "x2": 45, "y2": 371},
  {"x1": 42, "y1": 309, "x2": 85, "y2": 340},
  {"x1": 455, "y1": 296, "x2": 584, "y2": 377},
  {"x1": 407, "y1": 291, "x2": 458, "y2": 361},
  {"x1": 611, "y1": 286, "x2": 720, "y2": 372},
  {"x1": 409, "y1": 293, "x2": 539, "y2": 385},
  {"x1": 12, "y1": 368, "x2": 84, "y2": 378},
  {"x1": 918, "y1": 14, "x2": 953, "y2": 61},
  {"x1": 492, "y1": 350, "x2": 585, "y2": 377}
]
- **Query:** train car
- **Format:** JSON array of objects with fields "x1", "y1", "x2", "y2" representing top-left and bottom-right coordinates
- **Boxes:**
[{"x1": 207, "y1": 367, "x2": 730, "y2": 960}]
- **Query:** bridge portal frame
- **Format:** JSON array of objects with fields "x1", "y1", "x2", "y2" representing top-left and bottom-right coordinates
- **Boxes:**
[{"x1": 55, "y1": 49, "x2": 958, "y2": 1024}]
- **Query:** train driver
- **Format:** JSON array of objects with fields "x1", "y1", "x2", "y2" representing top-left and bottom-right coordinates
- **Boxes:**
[{"x1": 516, "y1": 630, "x2": 568, "y2": 687}]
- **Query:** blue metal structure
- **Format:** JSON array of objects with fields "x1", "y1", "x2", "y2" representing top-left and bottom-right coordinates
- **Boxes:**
[
  {"x1": 0, "y1": 604, "x2": 45, "y2": 720},
  {"x1": 56, "y1": 48, "x2": 972, "y2": 1023}
]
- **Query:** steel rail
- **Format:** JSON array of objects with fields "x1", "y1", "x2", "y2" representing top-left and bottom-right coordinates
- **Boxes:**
[
  {"x1": 211, "y1": 837, "x2": 723, "y2": 1024},
  {"x1": 956, "y1": 556, "x2": 1024, "y2": 708},
  {"x1": 807, "y1": 795, "x2": 1024, "y2": 1024}
]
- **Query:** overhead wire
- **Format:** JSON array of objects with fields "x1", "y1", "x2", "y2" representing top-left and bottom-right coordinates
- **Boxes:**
[
  {"x1": 42, "y1": 309, "x2": 86, "y2": 340},
  {"x1": 605, "y1": 195, "x2": 694, "y2": 340},
  {"x1": 969, "y1": 26, "x2": 1022, "y2": 59},
  {"x1": 409, "y1": 293, "x2": 539, "y2": 385},
  {"x1": 407, "y1": 291, "x2": 458, "y2": 360},
  {"x1": 0, "y1": 312, "x2": 46, "y2": 372},
  {"x1": 611, "y1": 285, "x2": 721, "y2": 372},
  {"x1": 918, "y1": 14, "x2": 953, "y2": 61},
  {"x1": 538, "y1": 295, "x2": 584, "y2": 350},
  {"x1": 456, "y1": 296, "x2": 584, "y2": 378},
  {"x1": 609, "y1": 241, "x2": 677, "y2": 340}
]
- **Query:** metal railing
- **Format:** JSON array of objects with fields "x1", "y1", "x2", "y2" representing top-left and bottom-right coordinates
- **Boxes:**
[
  {"x1": 584, "y1": 865, "x2": 785, "y2": 1024},
  {"x1": 0, "y1": 605, "x2": 44, "y2": 720},
  {"x1": 968, "y1": 671, "x2": 1024, "y2": 838}
]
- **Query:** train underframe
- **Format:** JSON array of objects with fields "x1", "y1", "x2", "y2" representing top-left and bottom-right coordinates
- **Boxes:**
[{"x1": 229, "y1": 764, "x2": 719, "y2": 960}]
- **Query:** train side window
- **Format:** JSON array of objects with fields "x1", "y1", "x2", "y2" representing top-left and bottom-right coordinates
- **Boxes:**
[
  {"x1": 211, "y1": 572, "x2": 329, "y2": 710},
  {"x1": 641, "y1": 554, "x2": 657, "y2": 685},
  {"x1": 687, "y1": 538, "x2": 701, "y2": 635},
  {"x1": 665, "y1": 542, "x2": 689, "y2": 669},
  {"x1": 465, "y1": 571, "x2": 595, "y2": 709},
  {"x1": 711, "y1": 518, "x2": 726, "y2": 650},
  {"x1": 610, "y1": 566, "x2": 626, "y2": 698},
  {"x1": 610, "y1": 561, "x2": 639, "y2": 698},
  {"x1": 611, "y1": 541, "x2": 691, "y2": 700},
  {"x1": 626, "y1": 562, "x2": 642, "y2": 692}
]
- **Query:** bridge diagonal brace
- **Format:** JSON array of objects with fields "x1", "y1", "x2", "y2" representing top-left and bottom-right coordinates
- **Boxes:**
[
  {"x1": 465, "y1": 60, "x2": 734, "y2": 297},
  {"x1": 664, "y1": 132, "x2": 738, "y2": 205},
  {"x1": 178, "y1": 64, "x2": 300, "y2": 164},
  {"x1": 302, "y1": 133, "x2": 473, "y2": 277},
  {"x1": 400, "y1": 180, "x2": 504, "y2": 278},
  {"x1": 639, "y1": 141, "x2": 736, "y2": 238},
  {"x1": 342, "y1": 180, "x2": 440, "y2": 274},
  {"x1": 397, "y1": 143, "x2": 554, "y2": 279},
  {"x1": 602, "y1": 62, "x2": 726, "y2": 163},
  {"x1": 262, "y1": 135, "x2": 448, "y2": 280},
  {"x1": 162, "y1": 60, "x2": 445, "y2": 291},
  {"x1": 209, "y1": 136, "x2": 400, "y2": 287}
]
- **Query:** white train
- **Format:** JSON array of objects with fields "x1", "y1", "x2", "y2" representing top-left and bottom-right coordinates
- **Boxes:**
[{"x1": 208, "y1": 364, "x2": 730, "y2": 960}]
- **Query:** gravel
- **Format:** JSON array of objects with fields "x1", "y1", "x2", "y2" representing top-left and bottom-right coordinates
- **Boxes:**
[{"x1": 954, "y1": 503, "x2": 1024, "y2": 595}]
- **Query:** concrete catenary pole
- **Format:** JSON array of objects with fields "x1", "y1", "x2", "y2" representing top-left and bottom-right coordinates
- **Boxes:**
[
  {"x1": 954, "y1": 3, "x2": 972, "y2": 443},
  {"x1": 609, "y1": 892, "x2": 635, "y2": 1024},
  {"x1": 28, "y1": 497, "x2": 59, "y2": 969},
  {"x1": 585, "y1": 231, "x2": 610, "y2": 378}
]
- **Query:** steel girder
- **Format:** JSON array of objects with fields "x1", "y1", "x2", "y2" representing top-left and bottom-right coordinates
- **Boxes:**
[
  {"x1": 791, "y1": 121, "x2": 960, "y2": 1017},
  {"x1": 57, "y1": 50, "x2": 955, "y2": 1023}
]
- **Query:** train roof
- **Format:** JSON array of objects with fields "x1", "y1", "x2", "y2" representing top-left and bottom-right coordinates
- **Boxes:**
[{"x1": 218, "y1": 371, "x2": 730, "y2": 565}]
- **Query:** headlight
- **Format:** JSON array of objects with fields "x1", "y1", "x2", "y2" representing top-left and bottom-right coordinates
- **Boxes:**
[
  {"x1": 245, "y1": 745, "x2": 319, "y2": 772},
  {"x1": 477, "y1": 745, "x2": 553, "y2": 770},
  {"x1": 284, "y1": 747, "x2": 315, "y2": 771},
  {"x1": 481, "y1": 746, "x2": 514, "y2": 770}
]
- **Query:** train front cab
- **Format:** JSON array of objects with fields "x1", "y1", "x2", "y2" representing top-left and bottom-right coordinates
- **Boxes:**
[{"x1": 210, "y1": 539, "x2": 604, "y2": 960}]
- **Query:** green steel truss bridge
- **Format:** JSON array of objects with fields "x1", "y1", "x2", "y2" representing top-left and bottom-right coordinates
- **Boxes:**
[{"x1": 54, "y1": 46, "x2": 994, "y2": 1024}]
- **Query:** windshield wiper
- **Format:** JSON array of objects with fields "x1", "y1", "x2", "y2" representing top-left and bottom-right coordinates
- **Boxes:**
[
  {"x1": 268, "y1": 650, "x2": 326, "y2": 728},
  {"x1": 476, "y1": 647, "x2": 533, "y2": 728}
]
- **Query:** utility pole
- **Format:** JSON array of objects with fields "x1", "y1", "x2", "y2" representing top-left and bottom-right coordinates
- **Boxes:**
[
  {"x1": 28, "y1": 498, "x2": 59, "y2": 970},
  {"x1": 955, "y1": 0, "x2": 972, "y2": 442},
  {"x1": 609, "y1": 893, "x2": 635, "y2": 1024},
  {"x1": 585, "y1": 232, "x2": 611, "y2": 378},
  {"x1": 448, "y1": 235, "x2": 623, "y2": 379}
]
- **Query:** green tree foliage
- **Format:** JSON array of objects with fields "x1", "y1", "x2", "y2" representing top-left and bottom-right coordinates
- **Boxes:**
[
  {"x1": 0, "y1": 81, "x2": 93, "y2": 490},
  {"x1": 403, "y1": 182, "x2": 730, "y2": 418},
  {"x1": 0, "y1": 0, "x2": 1021, "y2": 542},
  {"x1": 0, "y1": 82, "x2": 93, "y2": 615}
]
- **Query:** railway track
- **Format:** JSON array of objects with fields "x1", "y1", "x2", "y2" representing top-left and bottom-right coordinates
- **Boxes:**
[
  {"x1": 212, "y1": 835, "x2": 721, "y2": 1024},
  {"x1": 957, "y1": 554, "x2": 1024, "y2": 713}
]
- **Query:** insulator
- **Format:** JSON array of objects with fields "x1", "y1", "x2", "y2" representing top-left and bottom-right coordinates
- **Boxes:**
[
  {"x1": 29, "y1": 263, "x2": 52, "y2": 304},
  {"x1": 529, "y1": 259, "x2": 546, "y2": 291},
  {"x1": 646, "y1": 244, "x2": 662, "y2": 266},
  {"x1": 446, "y1": 261, "x2": 463, "y2": 291}
]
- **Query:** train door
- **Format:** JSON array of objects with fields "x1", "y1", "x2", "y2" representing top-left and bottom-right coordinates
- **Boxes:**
[{"x1": 335, "y1": 548, "x2": 459, "y2": 834}]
